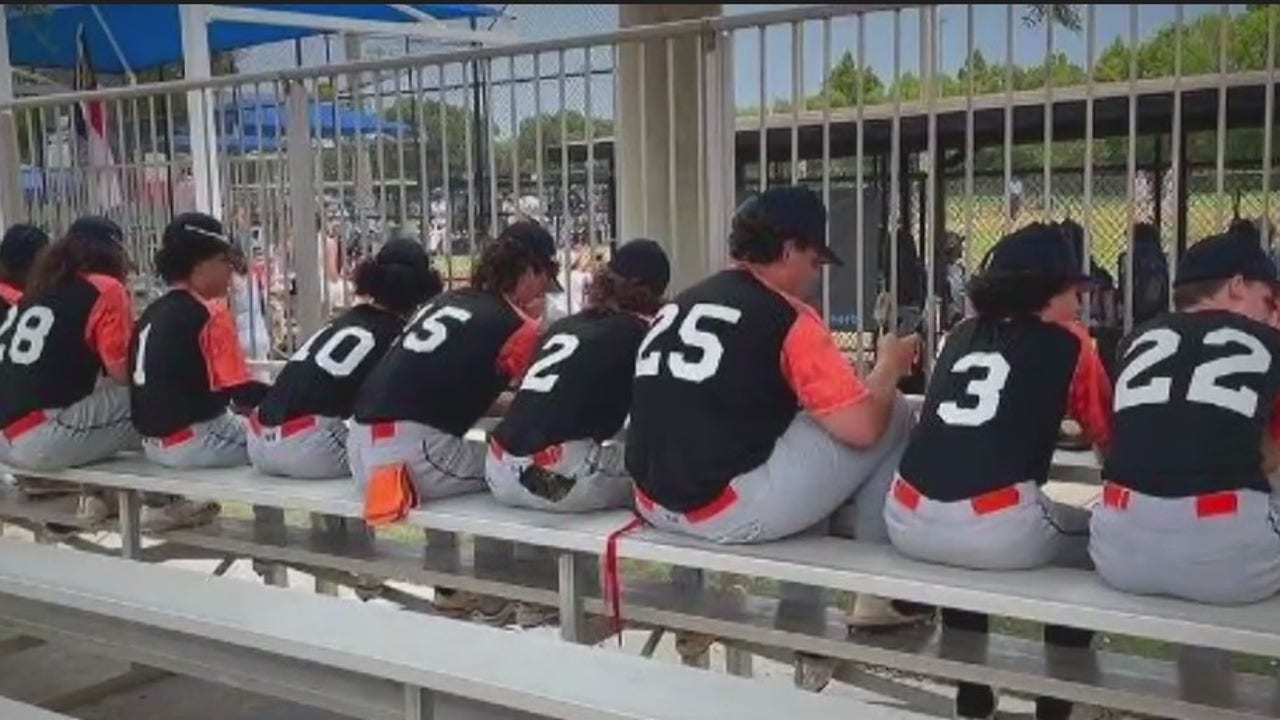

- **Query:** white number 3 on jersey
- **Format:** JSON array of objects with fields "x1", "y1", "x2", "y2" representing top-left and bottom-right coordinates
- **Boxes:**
[{"x1": 936, "y1": 352, "x2": 1012, "y2": 427}]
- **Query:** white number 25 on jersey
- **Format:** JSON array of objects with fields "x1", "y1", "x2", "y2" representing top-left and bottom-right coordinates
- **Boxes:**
[{"x1": 635, "y1": 302, "x2": 742, "y2": 383}]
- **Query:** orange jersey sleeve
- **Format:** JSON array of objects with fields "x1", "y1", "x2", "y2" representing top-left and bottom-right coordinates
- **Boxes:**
[
  {"x1": 0, "y1": 282, "x2": 21, "y2": 306},
  {"x1": 780, "y1": 309, "x2": 868, "y2": 416},
  {"x1": 83, "y1": 274, "x2": 132, "y2": 379},
  {"x1": 1059, "y1": 321, "x2": 1113, "y2": 451},
  {"x1": 496, "y1": 318, "x2": 541, "y2": 381},
  {"x1": 198, "y1": 299, "x2": 252, "y2": 391}
]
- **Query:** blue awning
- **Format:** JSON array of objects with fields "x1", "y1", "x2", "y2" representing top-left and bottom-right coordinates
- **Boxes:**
[
  {"x1": 219, "y1": 98, "x2": 412, "y2": 138},
  {"x1": 7, "y1": 4, "x2": 502, "y2": 74}
]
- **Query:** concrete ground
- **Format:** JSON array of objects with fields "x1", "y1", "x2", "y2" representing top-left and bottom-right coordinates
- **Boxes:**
[{"x1": 0, "y1": 481, "x2": 1109, "y2": 719}]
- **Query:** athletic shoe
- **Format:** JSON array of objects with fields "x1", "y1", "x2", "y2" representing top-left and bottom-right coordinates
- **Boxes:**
[
  {"x1": 674, "y1": 631, "x2": 715, "y2": 664},
  {"x1": 513, "y1": 602, "x2": 559, "y2": 628},
  {"x1": 431, "y1": 589, "x2": 519, "y2": 627},
  {"x1": 846, "y1": 594, "x2": 934, "y2": 629},
  {"x1": 794, "y1": 652, "x2": 836, "y2": 692},
  {"x1": 140, "y1": 499, "x2": 221, "y2": 533},
  {"x1": 75, "y1": 494, "x2": 115, "y2": 528},
  {"x1": 954, "y1": 684, "x2": 998, "y2": 719}
]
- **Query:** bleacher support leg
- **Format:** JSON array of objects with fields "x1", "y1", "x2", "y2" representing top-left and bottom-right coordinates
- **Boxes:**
[
  {"x1": 118, "y1": 490, "x2": 141, "y2": 560},
  {"x1": 557, "y1": 552, "x2": 585, "y2": 643},
  {"x1": 725, "y1": 646, "x2": 753, "y2": 677},
  {"x1": 403, "y1": 685, "x2": 435, "y2": 720},
  {"x1": 310, "y1": 513, "x2": 340, "y2": 596}
]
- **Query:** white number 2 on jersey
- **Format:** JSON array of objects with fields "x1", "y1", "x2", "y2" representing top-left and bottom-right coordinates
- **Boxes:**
[
  {"x1": 292, "y1": 326, "x2": 378, "y2": 378},
  {"x1": 1115, "y1": 326, "x2": 1271, "y2": 417},
  {"x1": 635, "y1": 303, "x2": 742, "y2": 383},
  {"x1": 936, "y1": 352, "x2": 1012, "y2": 427},
  {"x1": 520, "y1": 333, "x2": 581, "y2": 393},
  {"x1": 0, "y1": 305, "x2": 54, "y2": 366}
]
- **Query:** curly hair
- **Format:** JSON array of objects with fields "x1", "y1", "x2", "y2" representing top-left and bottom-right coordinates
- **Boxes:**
[
  {"x1": 967, "y1": 273, "x2": 1072, "y2": 319},
  {"x1": 25, "y1": 232, "x2": 128, "y2": 298},
  {"x1": 585, "y1": 267, "x2": 664, "y2": 316},
  {"x1": 728, "y1": 207, "x2": 786, "y2": 265},
  {"x1": 353, "y1": 257, "x2": 444, "y2": 315},
  {"x1": 470, "y1": 237, "x2": 556, "y2": 295}
]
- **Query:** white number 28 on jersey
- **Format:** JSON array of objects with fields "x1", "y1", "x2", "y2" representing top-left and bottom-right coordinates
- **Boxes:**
[
  {"x1": 1115, "y1": 326, "x2": 1271, "y2": 417},
  {"x1": 635, "y1": 302, "x2": 742, "y2": 383}
]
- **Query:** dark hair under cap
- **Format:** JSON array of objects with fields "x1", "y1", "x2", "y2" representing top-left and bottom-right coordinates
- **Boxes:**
[
  {"x1": 353, "y1": 237, "x2": 444, "y2": 315},
  {"x1": 154, "y1": 212, "x2": 232, "y2": 283},
  {"x1": 0, "y1": 223, "x2": 50, "y2": 284}
]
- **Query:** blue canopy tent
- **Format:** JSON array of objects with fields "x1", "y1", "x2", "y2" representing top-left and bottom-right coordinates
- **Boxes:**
[
  {"x1": 6, "y1": 4, "x2": 503, "y2": 74},
  {"x1": 218, "y1": 99, "x2": 412, "y2": 139}
]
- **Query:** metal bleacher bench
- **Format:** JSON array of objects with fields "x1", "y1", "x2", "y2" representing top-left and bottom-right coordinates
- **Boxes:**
[
  {"x1": 0, "y1": 538, "x2": 881, "y2": 720},
  {"x1": 0, "y1": 696, "x2": 77, "y2": 720},
  {"x1": 2, "y1": 453, "x2": 1280, "y2": 720}
]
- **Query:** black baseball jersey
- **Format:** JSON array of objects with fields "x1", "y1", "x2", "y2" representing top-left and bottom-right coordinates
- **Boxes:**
[
  {"x1": 492, "y1": 309, "x2": 650, "y2": 456},
  {"x1": 0, "y1": 274, "x2": 130, "y2": 427},
  {"x1": 256, "y1": 304, "x2": 404, "y2": 426},
  {"x1": 353, "y1": 288, "x2": 540, "y2": 437},
  {"x1": 899, "y1": 317, "x2": 1110, "y2": 502},
  {"x1": 1105, "y1": 310, "x2": 1280, "y2": 497},
  {"x1": 129, "y1": 289, "x2": 250, "y2": 438},
  {"x1": 627, "y1": 268, "x2": 864, "y2": 513}
]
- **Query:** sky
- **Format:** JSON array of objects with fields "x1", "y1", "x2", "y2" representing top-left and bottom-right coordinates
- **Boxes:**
[{"x1": 231, "y1": 4, "x2": 1242, "y2": 134}]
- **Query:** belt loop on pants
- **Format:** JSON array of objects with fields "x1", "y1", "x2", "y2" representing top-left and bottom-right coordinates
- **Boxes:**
[
  {"x1": 2, "y1": 410, "x2": 47, "y2": 442},
  {"x1": 158, "y1": 426, "x2": 195, "y2": 447},
  {"x1": 371, "y1": 421, "x2": 397, "y2": 443},
  {"x1": 633, "y1": 484, "x2": 738, "y2": 524},
  {"x1": 892, "y1": 476, "x2": 1021, "y2": 516},
  {"x1": 1102, "y1": 481, "x2": 1240, "y2": 519}
]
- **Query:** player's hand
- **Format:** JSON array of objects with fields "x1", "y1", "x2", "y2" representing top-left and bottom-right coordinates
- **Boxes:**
[{"x1": 875, "y1": 332, "x2": 920, "y2": 377}]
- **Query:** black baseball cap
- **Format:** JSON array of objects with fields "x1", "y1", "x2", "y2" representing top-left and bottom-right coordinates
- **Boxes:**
[
  {"x1": 68, "y1": 215, "x2": 124, "y2": 249},
  {"x1": 979, "y1": 222, "x2": 1093, "y2": 285},
  {"x1": 499, "y1": 220, "x2": 562, "y2": 291},
  {"x1": 377, "y1": 237, "x2": 431, "y2": 270},
  {"x1": 0, "y1": 223, "x2": 49, "y2": 278},
  {"x1": 739, "y1": 185, "x2": 842, "y2": 266},
  {"x1": 155, "y1": 212, "x2": 232, "y2": 282},
  {"x1": 1175, "y1": 229, "x2": 1278, "y2": 287},
  {"x1": 609, "y1": 238, "x2": 670, "y2": 295}
]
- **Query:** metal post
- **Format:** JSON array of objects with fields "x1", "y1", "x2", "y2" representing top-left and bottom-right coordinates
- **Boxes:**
[
  {"x1": 118, "y1": 490, "x2": 142, "y2": 560},
  {"x1": 310, "y1": 514, "x2": 340, "y2": 596},
  {"x1": 286, "y1": 80, "x2": 322, "y2": 340},
  {"x1": 557, "y1": 552, "x2": 585, "y2": 643},
  {"x1": 179, "y1": 4, "x2": 223, "y2": 217},
  {"x1": 403, "y1": 685, "x2": 435, "y2": 720},
  {"x1": 0, "y1": 8, "x2": 22, "y2": 230}
]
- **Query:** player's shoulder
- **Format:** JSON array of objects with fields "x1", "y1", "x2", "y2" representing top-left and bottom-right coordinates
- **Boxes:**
[{"x1": 1153, "y1": 309, "x2": 1280, "y2": 344}]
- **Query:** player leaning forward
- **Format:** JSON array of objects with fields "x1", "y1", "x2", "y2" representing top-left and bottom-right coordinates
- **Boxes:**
[
  {"x1": 625, "y1": 185, "x2": 922, "y2": 626},
  {"x1": 1092, "y1": 229, "x2": 1280, "y2": 605},
  {"x1": 487, "y1": 238, "x2": 670, "y2": 512}
]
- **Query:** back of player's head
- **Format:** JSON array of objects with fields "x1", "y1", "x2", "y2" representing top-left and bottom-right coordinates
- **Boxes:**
[
  {"x1": 728, "y1": 186, "x2": 842, "y2": 266},
  {"x1": 0, "y1": 223, "x2": 50, "y2": 287},
  {"x1": 587, "y1": 238, "x2": 670, "y2": 316},
  {"x1": 354, "y1": 237, "x2": 444, "y2": 316},
  {"x1": 470, "y1": 220, "x2": 562, "y2": 295},
  {"x1": 967, "y1": 222, "x2": 1090, "y2": 319},
  {"x1": 1172, "y1": 228, "x2": 1278, "y2": 310},
  {"x1": 153, "y1": 212, "x2": 232, "y2": 284},
  {"x1": 26, "y1": 215, "x2": 128, "y2": 297}
]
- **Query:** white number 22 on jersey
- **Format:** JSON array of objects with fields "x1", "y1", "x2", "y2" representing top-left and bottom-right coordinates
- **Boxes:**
[
  {"x1": 520, "y1": 333, "x2": 581, "y2": 393},
  {"x1": 1115, "y1": 326, "x2": 1271, "y2": 417},
  {"x1": 936, "y1": 352, "x2": 1012, "y2": 427},
  {"x1": 635, "y1": 303, "x2": 742, "y2": 383}
]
